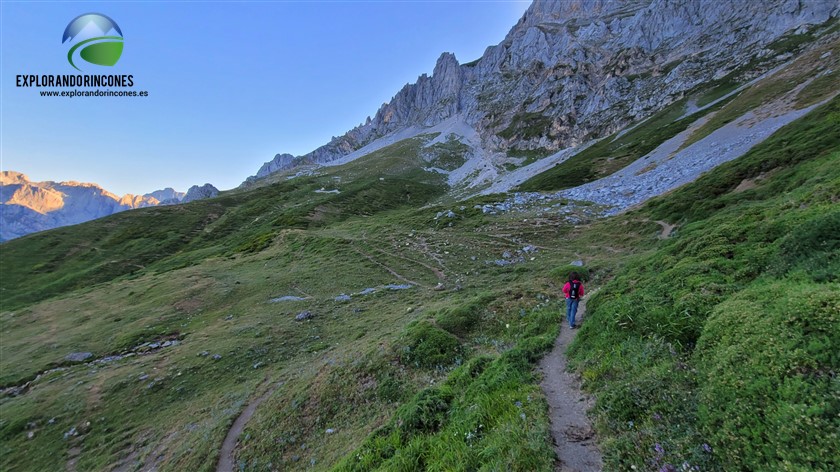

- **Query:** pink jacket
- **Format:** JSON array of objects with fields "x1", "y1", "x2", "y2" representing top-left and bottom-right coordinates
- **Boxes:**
[{"x1": 562, "y1": 280, "x2": 585, "y2": 299}]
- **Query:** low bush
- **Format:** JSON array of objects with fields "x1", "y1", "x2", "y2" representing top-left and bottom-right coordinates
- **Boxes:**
[
  {"x1": 336, "y1": 308, "x2": 560, "y2": 471},
  {"x1": 434, "y1": 294, "x2": 495, "y2": 338},
  {"x1": 696, "y1": 281, "x2": 840, "y2": 470},
  {"x1": 549, "y1": 265, "x2": 590, "y2": 283},
  {"x1": 397, "y1": 321, "x2": 463, "y2": 369}
]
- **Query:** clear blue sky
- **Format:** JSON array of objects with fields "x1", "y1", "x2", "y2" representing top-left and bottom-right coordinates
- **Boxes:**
[{"x1": 1, "y1": 1, "x2": 530, "y2": 195}]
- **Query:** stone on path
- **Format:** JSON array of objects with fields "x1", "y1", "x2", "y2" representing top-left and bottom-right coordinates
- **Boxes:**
[{"x1": 64, "y1": 352, "x2": 93, "y2": 363}]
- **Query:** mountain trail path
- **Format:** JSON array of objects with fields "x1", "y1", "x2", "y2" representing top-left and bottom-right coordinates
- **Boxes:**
[
  {"x1": 217, "y1": 380, "x2": 281, "y2": 472},
  {"x1": 654, "y1": 220, "x2": 677, "y2": 239},
  {"x1": 539, "y1": 300, "x2": 603, "y2": 471}
]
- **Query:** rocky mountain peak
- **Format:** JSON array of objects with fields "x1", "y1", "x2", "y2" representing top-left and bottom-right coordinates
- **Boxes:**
[
  {"x1": 255, "y1": 153, "x2": 297, "y2": 179},
  {"x1": 433, "y1": 52, "x2": 460, "y2": 75},
  {"x1": 182, "y1": 183, "x2": 220, "y2": 203},
  {"x1": 145, "y1": 187, "x2": 185, "y2": 203},
  {"x1": 0, "y1": 170, "x2": 29, "y2": 185}
]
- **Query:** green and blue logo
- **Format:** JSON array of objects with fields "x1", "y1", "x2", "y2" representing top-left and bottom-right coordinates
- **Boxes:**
[{"x1": 62, "y1": 13, "x2": 123, "y2": 71}]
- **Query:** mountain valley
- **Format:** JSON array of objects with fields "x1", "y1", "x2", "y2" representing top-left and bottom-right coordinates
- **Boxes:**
[{"x1": 1, "y1": 1, "x2": 838, "y2": 471}]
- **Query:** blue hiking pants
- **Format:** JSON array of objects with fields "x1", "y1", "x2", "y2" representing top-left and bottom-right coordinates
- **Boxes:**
[{"x1": 566, "y1": 298, "x2": 580, "y2": 328}]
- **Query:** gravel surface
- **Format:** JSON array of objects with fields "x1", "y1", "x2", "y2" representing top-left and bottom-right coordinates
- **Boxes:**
[{"x1": 558, "y1": 101, "x2": 822, "y2": 214}]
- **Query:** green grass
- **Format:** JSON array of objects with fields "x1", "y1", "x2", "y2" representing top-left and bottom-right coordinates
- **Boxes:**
[
  {"x1": 696, "y1": 281, "x2": 839, "y2": 471},
  {"x1": 695, "y1": 71, "x2": 743, "y2": 107},
  {"x1": 795, "y1": 67, "x2": 840, "y2": 108},
  {"x1": 766, "y1": 31, "x2": 816, "y2": 55},
  {"x1": 334, "y1": 308, "x2": 560, "y2": 472},
  {"x1": 423, "y1": 135, "x2": 470, "y2": 171},
  {"x1": 0, "y1": 136, "x2": 447, "y2": 312}
]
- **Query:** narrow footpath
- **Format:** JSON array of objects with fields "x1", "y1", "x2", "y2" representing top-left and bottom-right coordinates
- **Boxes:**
[
  {"x1": 217, "y1": 380, "x2": 281, "y2": 472},
  {"x1": 539, "y1": 300, "x2": 603, "y2": 471}
]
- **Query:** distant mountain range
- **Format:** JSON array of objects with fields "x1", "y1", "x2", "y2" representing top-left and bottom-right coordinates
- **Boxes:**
[{"x1": 0, "y1": 171, "x2": 220, "y2": 241}]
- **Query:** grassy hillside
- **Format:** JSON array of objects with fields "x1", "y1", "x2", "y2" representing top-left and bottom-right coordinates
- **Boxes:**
[
  {"x1": 567, "y1": 96, "x2": 839, "y2": 471},
  {"x1": 0, "y1": 135, "x2": 446, "y2": 312},
  {"x1": 1, "y1": 132, "x2": 660, "y2": 470}
]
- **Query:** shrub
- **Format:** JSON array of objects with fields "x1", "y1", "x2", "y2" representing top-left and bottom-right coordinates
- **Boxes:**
[
  {"x1": 774, "y1": 209, "x2": 840, "y2": 282},
  {"x1": 434, "y1": 294, "x2": 495, "y2": 338},
  {"x1": 395, "y1": 387, "x2": 455, "y2": 436},
  {"x1": 397, "y1": 321, "x2": 462, "y2": 369},
  {"x1": 696, "y1": 281, "x2": 840, "y2": 471}
]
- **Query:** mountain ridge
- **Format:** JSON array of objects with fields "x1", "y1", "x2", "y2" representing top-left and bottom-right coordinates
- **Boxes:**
[
  {"x1": 249, "y1": 0, "x2": 838, "y2": 183},
  {"x1": 0, "y1": 171, "x2": 188, "y2": 241}
]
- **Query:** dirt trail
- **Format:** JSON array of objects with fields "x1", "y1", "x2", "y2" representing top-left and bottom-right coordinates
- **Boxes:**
[
  {"x1": 372, "y1": 246, "x2": 447, "y2": 280},
  {"x1": 539, "y1": 300, "x2": 603, "y2": 471},
  {"x1": 654, "y1": 220, "x2": 677, "y2": 239},
  {"x1": 353, "y1": 247, "x2": 427, "y2": 288},
  {"x1": 217, "y1": 381, "x2": 281, "y2": 472}
]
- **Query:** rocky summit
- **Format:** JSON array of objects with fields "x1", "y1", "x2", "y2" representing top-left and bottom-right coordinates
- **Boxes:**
[{"x1": 182, "y1": 183, "x2": 220, "y2": 203}]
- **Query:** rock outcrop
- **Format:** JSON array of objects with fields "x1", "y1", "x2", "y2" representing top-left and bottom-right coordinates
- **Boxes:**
[
  {"x1": 250, "y1": 0, "x2": 838, "y2": 178},
  {"x1": 255, "y1": 154, "x2": 298, "y2": 179},
  {"x1": 145, "y1": 187, "x2": 185, "y2": 203},
  {"x1": 182, "y1": 183, "x2": 220, "y2": 203}
]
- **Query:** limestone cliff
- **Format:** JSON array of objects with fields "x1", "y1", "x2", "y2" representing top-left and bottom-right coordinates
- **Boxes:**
[{"x1": 251, "y1": 0, "x2": 838, "y2": 178}]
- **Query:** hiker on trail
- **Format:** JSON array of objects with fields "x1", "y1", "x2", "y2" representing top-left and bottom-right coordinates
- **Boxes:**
[{"x1": 562, "y1": 272, "x2": 585, "y2": 329}]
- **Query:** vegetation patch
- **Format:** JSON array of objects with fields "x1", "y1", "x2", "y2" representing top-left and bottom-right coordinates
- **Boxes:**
[
  {"x1": 549, "y1": 265, "x2": 590, "y2": 282},
  {"x1": 396, "y1": 321, "x2": 463, "y2": 369},
  {"x1": 696, "y1": 281, "x2": 839, "y2": 471},
  {"x1": 434, "y1": 293, "x2": 496, "y2": 338},
  {"x1": 336, "y1": 307, "x2": 560, "y2": 472},
  {"x1": 422, "y1": 135, "x2": 470, "y2": 171},
  {"x1": 695, "y1": 71, "x2": 744, "y2": 107},
  {"x1": 504, "y1": 148, "x2": 554, "y2": 171}
]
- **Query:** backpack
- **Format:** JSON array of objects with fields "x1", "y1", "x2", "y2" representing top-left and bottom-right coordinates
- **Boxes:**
[{"x1": 569, "y1": 281, "x2": 581, "y2": 299}]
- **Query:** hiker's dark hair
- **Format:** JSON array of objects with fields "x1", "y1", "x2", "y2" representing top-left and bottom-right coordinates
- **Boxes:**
[{"x1": 569, "y1": 272, "x2": 579, "y2": 282}]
